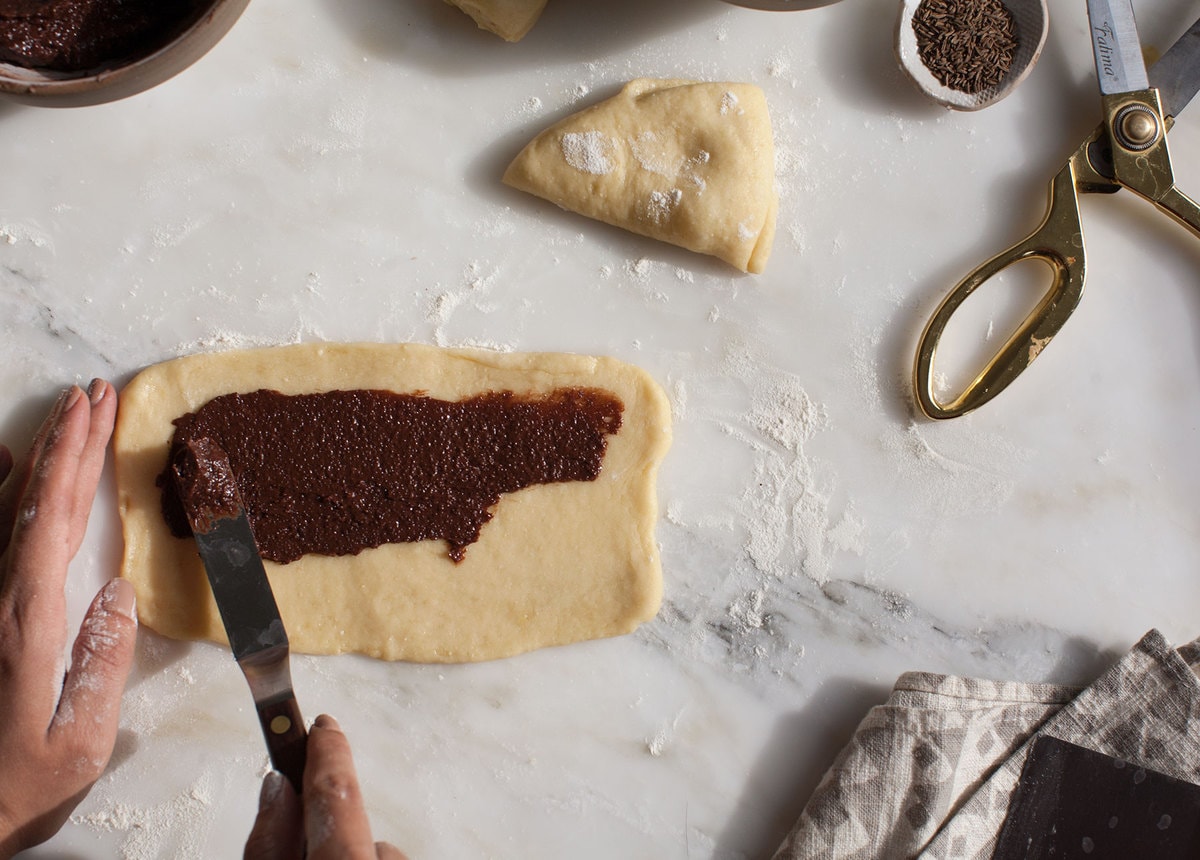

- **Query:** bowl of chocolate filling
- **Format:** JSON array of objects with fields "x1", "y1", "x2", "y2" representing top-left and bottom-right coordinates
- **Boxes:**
[{"x1": 0, "y1": 0, "x2": 250, "y2": 107}]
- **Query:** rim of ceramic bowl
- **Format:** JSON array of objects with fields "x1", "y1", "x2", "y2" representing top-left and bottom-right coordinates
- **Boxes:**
[
  {"x1": 719, "y1": 0, "x2": 846, "y2": 9},
  {"x1": 0, "y1": 0, "x2": 252, "y2": 107}
]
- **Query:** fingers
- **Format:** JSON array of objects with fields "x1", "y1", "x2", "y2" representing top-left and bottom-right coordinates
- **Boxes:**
[
  {"x1": 0, "y1": 387, "x2": 93, "y2": 691},
  {"x1": 3, "y1": 386, "x2": 90, "y2": 592},
  {"x1": 66, "y1": 380, "x2": 116, "y2": 555},
  {"x1": 50, "y1": 579, "x2": 138, "y2": 755},
  {"x1": 245, "y1": 716, "x2": 403, "y2": 860},
  {"x1": 0, "y1": 388, "x2": 70, "y2": 556},
  {"x1": 304, "y1": 715, "x2": 378, "y2": 860},
  {"x1": 0, "y1": 381, "x2": 115, "y2": 561},
  {"x1": 243, "y1": 772, "x2": 303, "y2": 860},
  {"x1": 2, "y1": 382, "x2": 116, "y2": 638}
]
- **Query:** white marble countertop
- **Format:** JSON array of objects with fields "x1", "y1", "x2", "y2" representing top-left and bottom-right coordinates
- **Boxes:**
[{"x1": 5, "y1": 0, "x2": 1200, "y2": 856}]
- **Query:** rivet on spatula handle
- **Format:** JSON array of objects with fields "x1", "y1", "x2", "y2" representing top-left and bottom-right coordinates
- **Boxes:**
[{"x1": 257, "y1": 694, "x2": 308, "y2": 792}]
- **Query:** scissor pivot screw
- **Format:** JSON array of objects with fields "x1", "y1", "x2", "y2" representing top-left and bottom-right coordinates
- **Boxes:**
[{"x1": 1114, "y1": 104, "x2": 1160, "y2": 151}]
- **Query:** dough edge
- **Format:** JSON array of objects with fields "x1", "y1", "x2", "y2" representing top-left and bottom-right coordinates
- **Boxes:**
[
  {"x1": 443, "y1": 0, "x2": 549, "y2": 41},
  {"x1": 114, "y1": 342, "x2": 672, "y2": 663}
]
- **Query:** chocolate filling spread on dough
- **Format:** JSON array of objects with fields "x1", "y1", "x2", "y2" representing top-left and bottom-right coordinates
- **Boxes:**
[
  {"x1": 159, "y1": 388, "x2": 625, "y2": 564},
  {"x1": 0, "y1": 0, "x2": 202, "y2": 72}
]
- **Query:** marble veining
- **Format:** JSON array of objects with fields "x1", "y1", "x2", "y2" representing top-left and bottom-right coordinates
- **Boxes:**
[{"x1": 2, "y1": 0, "x2": 1199, "y2": 857}]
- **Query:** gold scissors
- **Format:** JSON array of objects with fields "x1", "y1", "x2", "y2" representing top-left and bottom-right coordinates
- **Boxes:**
[{"x1": 914, "y1": 1, "x2": 1200, "y2": 419}]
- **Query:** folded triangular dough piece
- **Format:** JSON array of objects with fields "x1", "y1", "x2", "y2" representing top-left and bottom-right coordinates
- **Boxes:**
[
  {"x1": 444, "y1": 0, "x2": 548, "y2": 41},
  {"x1": 504, "y1": 78, "x2": 778, "y2": 273}
]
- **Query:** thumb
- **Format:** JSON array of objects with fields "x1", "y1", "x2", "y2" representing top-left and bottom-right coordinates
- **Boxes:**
[{"x1": 51, "y1": 579, "x2": 138, "y2": 745}]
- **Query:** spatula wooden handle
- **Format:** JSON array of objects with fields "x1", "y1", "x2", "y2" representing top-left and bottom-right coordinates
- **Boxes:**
[{"x1": 257, "y1": 693, "x2": 308, "y2": 792}]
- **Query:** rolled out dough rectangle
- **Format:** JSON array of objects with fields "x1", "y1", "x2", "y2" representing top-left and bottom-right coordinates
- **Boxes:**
[{"x1": 114, "y1": 343, "x2": 672, "y2": 663}]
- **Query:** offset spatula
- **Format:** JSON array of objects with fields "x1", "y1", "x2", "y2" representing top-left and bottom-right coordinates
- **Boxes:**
[{"x1": 172, "y1": 437, "x2": 308, "y2": 790}]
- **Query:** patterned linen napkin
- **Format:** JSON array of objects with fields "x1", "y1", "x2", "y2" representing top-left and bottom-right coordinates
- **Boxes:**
[{"x1": 773, "y1": 629, "x2": 1200, "y2": 860}]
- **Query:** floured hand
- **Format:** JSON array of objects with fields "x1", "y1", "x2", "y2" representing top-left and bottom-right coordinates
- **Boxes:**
[
  {"x1": 0, "y1": 380, "x2": 139, "y2": 858},
  {"x1": 245, "y1": 714, "x2": 408, "y2": 860}
]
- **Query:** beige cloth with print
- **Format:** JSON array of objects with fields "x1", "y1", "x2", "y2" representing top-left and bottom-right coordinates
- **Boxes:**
[{"x1": 774, "y1": 629, "x2": 1200, "y2": 859}]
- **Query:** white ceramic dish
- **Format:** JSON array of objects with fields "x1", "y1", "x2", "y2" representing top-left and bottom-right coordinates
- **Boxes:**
[{"x1": 895, "y1": 0, "x2": 1048, "y2": 110}]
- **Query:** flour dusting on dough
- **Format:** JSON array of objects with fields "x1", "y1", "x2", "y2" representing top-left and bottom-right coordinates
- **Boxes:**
[
  {"x1": 645, "y1": 189, "x2": 683, "y2": 225},
  {"x1": 629, "y1": 133, "x2": 711, "y2": 192},
  {"x1": 560, "y1": 131, "x2": 615, "y2": 175},
  {"x1": 630, "y1": 131, "x2": 677, "y2": 179}
]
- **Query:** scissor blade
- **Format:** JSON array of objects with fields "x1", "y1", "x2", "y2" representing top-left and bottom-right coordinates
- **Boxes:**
[
  {"x1": 1150, "y1": 15, "x2": 1200, "y2": 118},
  {"x1": 1087, "y1": 0, "x2": 1150, "y2": 94}
]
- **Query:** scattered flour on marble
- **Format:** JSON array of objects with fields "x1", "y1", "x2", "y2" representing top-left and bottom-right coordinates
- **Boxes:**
[
  {"x1": 787, "y1": 223, "x2": 808, "y2": 254},
  {"x1": 766, "y1": 50, "x2": 794, "y2": 85},
  {"x1": 848, "y1": 315, "x2": 1029, "y2": 517},
  {"x1": 626, "y1": 257, "x2": 652, "y2": 281},
  {"x1": 622, "y1": 258, "x2": 669, "y2": 302},
  {"x1": 645, "y1": 709, "x2": 685, "y2": 757},
  {"x1": 427, "y1": 261, "x2": 514, "y2": 351},
  {"x1": 0, "y1": 222, "x2": 51, "y2": 248},
  {"x1": 729, "y1": 587, "x2": 767, "y2": 632},
  {"x1": 329, "y1": 93, "x2": 368, "y2": 141},
  {"x1": 882, "y1": 422, "x2": 1023, "y2": 517},
  {"x1": 471, "y1": 207, "x2": 518, "y2": 241},
  {"x1": 718, "y1": 341, "x2": 864, "y2": 585},
  {"x1": 668, "y1": 376, "x2": 689, "y2": 422},
  {"x1": 72, "y1": 769, "x2": 218, "y2": 860},
  {"x1": 171, "y1": 324, "x2": 316, "y2": 355}
]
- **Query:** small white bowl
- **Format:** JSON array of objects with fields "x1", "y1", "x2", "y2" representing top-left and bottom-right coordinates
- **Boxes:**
[{"x1": 895, "y1": 0, "x2": 1048, "y2": 110}]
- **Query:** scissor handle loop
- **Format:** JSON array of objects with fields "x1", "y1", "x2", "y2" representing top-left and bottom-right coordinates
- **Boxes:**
[{"x1": 914, "y1": 164, "x2": 1087, "y2": 419}]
